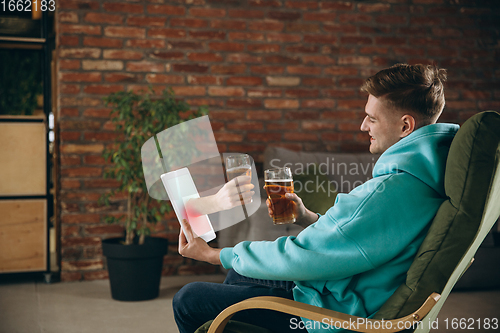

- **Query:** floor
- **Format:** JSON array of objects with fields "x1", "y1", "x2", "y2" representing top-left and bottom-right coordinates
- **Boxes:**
[{"x1": 0, "y1": 274, "x2": 499, "y2": 333}]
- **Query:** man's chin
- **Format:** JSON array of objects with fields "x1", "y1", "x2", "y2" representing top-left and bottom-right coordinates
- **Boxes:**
[{"x1": 369, "y1": 144, "x2": 380, "y2": 154}]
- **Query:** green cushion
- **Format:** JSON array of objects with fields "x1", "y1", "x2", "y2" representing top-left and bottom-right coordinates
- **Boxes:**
[
  {"x1": 374, "y1": 111, "x2": 500, "y2": 319},
  {"x1": 195, "y1": 320, "x2": 274, "y2": 333},
  {"x1": 293, "y1": 165, "x2": 337, "y2": 215}
]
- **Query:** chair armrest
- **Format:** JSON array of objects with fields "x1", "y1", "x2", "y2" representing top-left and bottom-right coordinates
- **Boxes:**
[{"x1": 208, "y1": 293, "x2": 441, "y2": 333}]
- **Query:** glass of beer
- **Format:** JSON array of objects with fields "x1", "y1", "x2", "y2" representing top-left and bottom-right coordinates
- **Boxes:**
[
  {"x1": 226, "y1": 154, "x2": 252, "y2": 206},
  {"x1": 264, "y1": 167, "x2": 296, "y2": 225},
  {"x1": 226, "y1": 154, "x2": 252, "y2": 181}
]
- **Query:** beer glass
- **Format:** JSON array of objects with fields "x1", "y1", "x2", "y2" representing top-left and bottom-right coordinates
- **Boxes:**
[
  {"x1": 264, "y1": 167, "x2": 296, "y2": 224},
  {"x1": 226, "y1": 154, "x2": 252, "y2": 207},
  {"x1": 226, "y1": 154, "x2": 252, "y2": 181}
]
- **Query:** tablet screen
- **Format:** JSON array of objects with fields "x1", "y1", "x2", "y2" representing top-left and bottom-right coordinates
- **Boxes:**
[{"x1": 163, "y1": 171, "x2": 213, "y2": 237}]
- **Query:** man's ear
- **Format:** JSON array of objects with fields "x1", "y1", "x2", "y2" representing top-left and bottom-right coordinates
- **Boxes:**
[{"x1": 400, "y1": 115, "x2": 415, "y2": 138}]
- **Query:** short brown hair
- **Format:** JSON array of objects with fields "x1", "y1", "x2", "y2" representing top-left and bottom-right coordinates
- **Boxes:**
[{"x1": 361, "y1": 64, "x2": 447, "y2": 125}]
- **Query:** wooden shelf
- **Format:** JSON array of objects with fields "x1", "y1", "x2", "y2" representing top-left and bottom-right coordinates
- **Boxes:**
[
  {"x1": 0, "y1": 122, "x2": 46, "y2": 196},
  {"x1": 0, "y1": 199, "x2": 47, "y2": 273},
  {"x1": 0, "y1": 36, "x2": 46, "y2": 43}
]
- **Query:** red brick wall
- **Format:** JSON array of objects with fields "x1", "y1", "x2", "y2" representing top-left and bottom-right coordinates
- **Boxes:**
[{"x1": 56, "y1": 0, "x2": 499, "y2": 281}]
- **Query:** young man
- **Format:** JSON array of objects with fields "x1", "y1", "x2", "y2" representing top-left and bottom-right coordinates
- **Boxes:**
[{"x1": 173, "y1": 64, "x2": 459, "y2": 333}]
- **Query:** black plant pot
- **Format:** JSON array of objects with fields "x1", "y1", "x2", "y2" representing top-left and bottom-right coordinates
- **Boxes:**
[{"x1": 102, "y1": 237, "x2": 168, "y2": 301}]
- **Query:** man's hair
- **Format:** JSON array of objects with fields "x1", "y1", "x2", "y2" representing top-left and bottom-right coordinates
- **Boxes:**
[{"x1": 361, "y1": 64, "x2": 447, "y2": 126}]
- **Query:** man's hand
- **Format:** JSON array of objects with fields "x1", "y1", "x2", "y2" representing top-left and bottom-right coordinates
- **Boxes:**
[
  {"x1": 178, "y1": 219, "x2": 221, "y2": 265},
  {"x1": 214, "y1": 175, "x2": 254, "y2": 211},
  {"x1": 266, "y1": 192, "x2": 319, "y2": 228},
  {"x1": 185, "y1": 175, "x2": 255, "y2": 217}
]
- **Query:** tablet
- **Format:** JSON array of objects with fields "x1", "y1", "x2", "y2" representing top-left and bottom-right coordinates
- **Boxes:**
[{"x1": 160, "y1": 168, "x2": 216, "y2": 242}]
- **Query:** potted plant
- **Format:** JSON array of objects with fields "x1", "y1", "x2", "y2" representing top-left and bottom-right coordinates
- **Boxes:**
[{"x1": 99, "y1": 88, "x2": 208, "y2": 301}]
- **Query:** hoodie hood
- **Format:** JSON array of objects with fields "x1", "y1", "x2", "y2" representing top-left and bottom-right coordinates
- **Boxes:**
[{"x1": 373, "y1": 123, "x2": 459, "y2": 197}]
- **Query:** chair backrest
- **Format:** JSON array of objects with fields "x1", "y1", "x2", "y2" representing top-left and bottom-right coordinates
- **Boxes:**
[{"x1": 373, "y1": 111, "x2": 500, "y2": 330}]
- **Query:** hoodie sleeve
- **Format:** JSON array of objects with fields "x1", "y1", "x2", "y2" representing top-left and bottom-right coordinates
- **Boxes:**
[{"x1": 220, "y1": 172, "x2": 443, "y2": 282}]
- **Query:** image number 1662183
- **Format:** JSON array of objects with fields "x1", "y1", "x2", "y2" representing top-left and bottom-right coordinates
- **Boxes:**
[{"x1": 1, "y1": 0, "x2": 56, "y2": 12}]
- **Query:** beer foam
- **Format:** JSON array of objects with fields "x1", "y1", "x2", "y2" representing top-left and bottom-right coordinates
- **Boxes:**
[
  {"x1": 226, "y1": 165, "x2": 251, "y2": 171},
  {"x1": 265, "y1": 179, "x2": 292, "y2": 182}
]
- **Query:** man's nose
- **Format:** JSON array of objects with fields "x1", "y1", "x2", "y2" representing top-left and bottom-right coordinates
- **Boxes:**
[{"x1": 360, "y1": 116, "x2": 369, "y2": 132}]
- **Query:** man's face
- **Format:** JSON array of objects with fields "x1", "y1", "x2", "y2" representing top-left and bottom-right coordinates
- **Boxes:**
[{"x1": 360, "y1": 95, "x2": 407, "y2": 154}]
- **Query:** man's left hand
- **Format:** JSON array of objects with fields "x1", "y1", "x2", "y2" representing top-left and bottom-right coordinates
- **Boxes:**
[{"x1": 178, "y1": 219, "x2": 222, "y2": 265}]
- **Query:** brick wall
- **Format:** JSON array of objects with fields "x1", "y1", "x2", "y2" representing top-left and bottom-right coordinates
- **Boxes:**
[{"x1": 56, "y1": 0, "x2": 499, "y2": 281}]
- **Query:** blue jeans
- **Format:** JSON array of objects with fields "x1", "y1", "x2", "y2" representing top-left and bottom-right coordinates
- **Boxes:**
[{"x1": 173, "y1": 269, "x2": 307, "y2": 333}]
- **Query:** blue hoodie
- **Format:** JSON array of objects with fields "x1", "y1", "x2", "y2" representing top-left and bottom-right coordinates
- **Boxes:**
[{"x1": 220, "y1": 123, "x2": 459, "y2": 332}]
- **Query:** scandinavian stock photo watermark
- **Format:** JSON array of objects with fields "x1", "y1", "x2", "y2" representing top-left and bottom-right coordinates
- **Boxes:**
[
  {"x1": 290, "y1": 317, "x2": 499, "y2": 331},
  {"x1": 268, "y1": 157, "x2": 394, "y2": 195}
]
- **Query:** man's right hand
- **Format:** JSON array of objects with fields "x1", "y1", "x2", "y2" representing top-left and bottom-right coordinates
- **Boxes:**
[{"x1": 265, "y1": 192, "x2": 319, "y2": 228}]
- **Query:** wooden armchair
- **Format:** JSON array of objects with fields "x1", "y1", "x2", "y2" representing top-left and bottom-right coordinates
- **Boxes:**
[{"x1": 203, "y1": 111, "x2": 500, "y2": 333}]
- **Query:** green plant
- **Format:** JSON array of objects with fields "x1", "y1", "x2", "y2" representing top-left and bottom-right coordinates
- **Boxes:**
[{"x1": 100, "y1": 88, "x2": 208, "y2": 245}]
